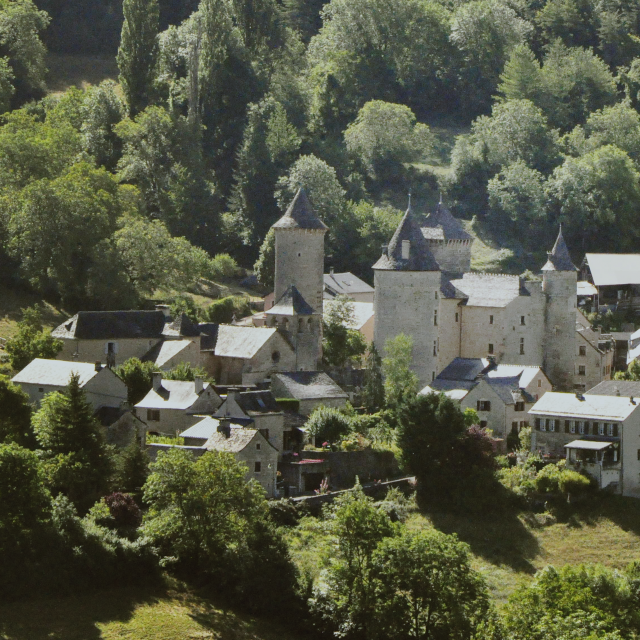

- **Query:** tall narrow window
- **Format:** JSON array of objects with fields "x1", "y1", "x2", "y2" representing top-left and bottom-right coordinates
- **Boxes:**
[
  {"x1": 455, "y1": 312, "x2": 459, "y2": 322},
  {"x1": 434, "y1": 310, "x2": 438, "y2": 326},
  {"x1": 488, "y1": 343, "x2": 494, "y2": 354},
  {"x1": 433, "y1": 341, "x2": 437, "y2": 356},
  {"x1": 520, "y1": 316, "x2": 525, "y2": 325},
  {"x1": 489, "y1": 315, "x2": 494, "y2": 324},
  {"x1": 520, "y1": 337, "x2": 525, "y2": 355}
]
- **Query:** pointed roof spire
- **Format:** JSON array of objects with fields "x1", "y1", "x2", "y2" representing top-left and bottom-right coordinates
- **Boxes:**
[
  {"x1": 373, "y1": 203, "x2": 440, "y2": 271},
  {"x1": 272, "y1": 187, "x2": 328, "y2": 231},
  {"x1": 542, "y1": 225, "x2": 577, "y2": 271},
  {"x1": 422, "y1": 197, "x2": 472, "y2": 241}
]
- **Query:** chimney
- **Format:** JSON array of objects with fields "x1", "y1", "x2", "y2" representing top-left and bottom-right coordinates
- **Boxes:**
[
  {"x1": 94, "y1": 361, "x2": 102, "y2": 372},
  {"x1": 575, "y1": 392, "x2": 584, "y2": 401},
  {"x1": 402, "y1": 239, "x2": 410, "y2": 260},
  {"x1": 152, "y1": 372, "x2": 163, "y2": 391},
  {"x1": 330, "y1": 266, "x2": 334, "y2": 275},
  {"x1": 226, "y1": 387, "x2": 239, "y2": 412},
  {"x1": 486, "y1": 356, "x2": 497, "y2": 369},
  {"x1": 194, "y1": 376, "x2": 203, "y2": 394},
  {"x1": 217, "y1": 417, "x2": 231, "y2": 439},
  {"x1": 155, "y1": 304, "x2": 171, "y2": 318},
  {"x1": 381, "y1": 244, "x2": 388, "y2": 256},
  {"x1": 631, "y1": 397, "x2": 636, "y2": 405}
]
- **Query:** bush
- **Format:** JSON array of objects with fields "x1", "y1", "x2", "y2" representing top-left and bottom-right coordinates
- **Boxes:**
[
  {"x1": 535, "y1": 463, "x2": 563, "y2": 493},
  {"x1": 202, "y1": 296, "x2": 252, "y2": 324},
  {"x1": 559, "y1": 469, "x2": 592, "y2": 495},
  {"x1": 104, "y1": 492, "x2": 142, "y2": 528},
  {"x1": 305, "y1": 406, "x2": 354, "y2": 445},
  {"x1": 210, "y1": 253, "x2": 241, "y2": 279}
]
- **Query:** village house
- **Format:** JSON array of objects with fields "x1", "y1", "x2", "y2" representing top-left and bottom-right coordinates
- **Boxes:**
[
  {"x1": 95, "y1": 406, "x2": 148, "y2": 448},
  {"x1": 213, "y1": 388, "x2": 293, "y2": 457},
  {"x1": 323, "y1": 269, "x2": 375, "y2": 302},
  {"x1": 420, "y1": 357, "x2": 552, "y2": 437},
  {"x1": 574, "y1": 325, "x2": 614, "y2": 393},
  {"x1": 581, "y1": 253, "x2": 640, "y2": 313},
  {"x1": 51, "y1": 309, "x2": 202, "y2": 369},
  {"x1": 135, "y1": 372, "x2": 221, "y2": 436},
  {"x1": 271, "y1": 371, "x2": 349, "y2": 416},
  {"x1": 199, "y1": 323, "x2": 295, "y2": 385},
  {"x1": 12, "y1": 358, "x2": 128, "y2": 410},
  {"x1": 529, "y1": 391, "x2": 640, "y2": 496},
  {"x1": 324, "y1": 299, "x2": 375, "y2": 343}
]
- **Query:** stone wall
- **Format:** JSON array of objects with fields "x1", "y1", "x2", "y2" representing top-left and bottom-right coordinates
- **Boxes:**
[
  {"x1": 57, "y1": 337, "x2": 165, "y2": 367},
  {"x1": 428, "y1": 239, "x2": 472, "y2": 276}
]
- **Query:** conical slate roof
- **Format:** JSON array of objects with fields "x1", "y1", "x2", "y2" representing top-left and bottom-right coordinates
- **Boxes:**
[
  {"x1": 272, "y1": 188, "x2": 328, "y2": 231},
  {"x1": 542, "y1": 226, "x2": 577, "y2": 271},
  {"x1": 265, "y1": 285, "x2": 315, "y2": 316},
  {"x1": 373, "y1": 200, "x2": 440, "y2": 271},
  {"x1": 422, "y1": 198, "x2": 472, "y2": 241}
]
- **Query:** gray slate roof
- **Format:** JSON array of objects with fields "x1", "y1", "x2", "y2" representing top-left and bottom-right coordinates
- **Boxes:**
[
  {"x1": 542, "y1": 226, "x2": 577, "y2": 272},
  {"x1": 272, "y1": 371, "x2": 348, "y2": 400},
  {"x1": 584, "y1": 253, "x2": 640, "y2": 286},
  {"x1": 272, "y1": 188, "x2": 328, "y2": 231},
  {"x1": 236, "y1": 390, "x2": 282, "y2": 413},
  {"x1": 180, "y1": 416, "x2": 246, "y2": 440},
  {"x1": 204, "y1": 426, "x2": 267, "y2": 453},
  {"x1": 421, "y1": 200, "x2": 472, "y2": 241},
  {"x1": 198, "y1": 324, "x2": 279, "y2": 358},
  {"x1": 449, "y1": 273, "x2": 526, "y2": 307},
  {"x1": 324, "y1": 272, "x2": 374, "y2": 296},
  {"x1": 266, "y1": 285, "x2": 315, "y2": 316},
  {"x1": 52, "y1": 311, "x2": 199, "y2": 340},
  {"x1": 585, "y1": 381, "x2": 640, "y2": 397},
  {"x1": 373, "y1": 204, "x2": 440, "y2": 272},
  {"x1": 142, "y1": 339, "x2": 194, "y2": 367},
  {"x1": 12, "y1": 358, "x2": 105, "y2": 387},
  {"x1": 136, "y1": 380, "x2": 210, "y2": 410}
]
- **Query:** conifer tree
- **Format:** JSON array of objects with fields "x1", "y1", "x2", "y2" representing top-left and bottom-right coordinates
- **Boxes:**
[
  {"x1": 363, "y1": 344, "x2": 385, "y2": 412},
  {"x1": 33, "y1": 374, "x2": 112, "y2": 512},
  {"x1": 117, "y1": 0, "x2": 160, "y2": 115},
  {"x1": 497, "y1": 44, "x2": 542, "y2": 103}
]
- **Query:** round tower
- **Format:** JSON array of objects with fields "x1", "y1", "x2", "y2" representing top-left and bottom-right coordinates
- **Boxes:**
[
  {"x1": 542, "y1": 226, "x2": 577, "y2": 391},
  {"x1": 267, "y1": 188, "x2": 327, "y2": 371},
  {"x1": 373, "y1": 197, "x2": 442, "y2": 386}
]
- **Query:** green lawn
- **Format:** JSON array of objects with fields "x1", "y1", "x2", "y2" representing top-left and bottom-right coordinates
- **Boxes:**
[{"x1": 0, "y1": 585, "x2": 303, "y2": 640}]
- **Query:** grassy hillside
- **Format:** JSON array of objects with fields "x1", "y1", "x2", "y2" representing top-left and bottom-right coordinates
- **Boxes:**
[
  {"x1": 46, "y1": 53, "x2": 119, "y2": 94},
  {"x1": 0, "y1": 584, "x2": 304, "y2": 640}
]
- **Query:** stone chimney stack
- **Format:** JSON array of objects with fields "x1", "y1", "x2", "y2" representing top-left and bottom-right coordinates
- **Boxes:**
[
  {"x1": 402, "y1": 239, "x2": 410, "y2": 260},
  {"x1": 194, "y1": 376, "x2": 203, "y2": 394},
  {"x1": 217, "y1": 418, "x2": 231, "y2": 439},
  {"x1": 152, "y1": 372, "x2": 163, "y2": 391}
]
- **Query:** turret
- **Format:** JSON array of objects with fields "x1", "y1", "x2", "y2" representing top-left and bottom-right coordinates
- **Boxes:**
[
  {"x1": 542, "y1": 226, "x2": 577, "y2": 391},
  {"x1": 267, "y1": 189, "x2": 327, "y2": 370},
  {"x1": 373, "y1": 196, "x2": 442, "y2": 385}
]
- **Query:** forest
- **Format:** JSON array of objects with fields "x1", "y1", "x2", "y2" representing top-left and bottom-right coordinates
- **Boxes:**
[{"x1": 0, "y1": 0, "x2": 639, "y2": 311}]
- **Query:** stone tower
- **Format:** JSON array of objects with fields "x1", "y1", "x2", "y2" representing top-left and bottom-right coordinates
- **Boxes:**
[
  {"x1": 421, "y1": 197, "x2": 473, "y2": 277},
  {"x1": 266, "y1": 188, "x2": 327, "y2": 371},
  {"x1": 542, "y1": 226, "x2": 577, "y2": 391},
  {"x1": 373, "y1": 198, "x2": 442, "y2": 386}
]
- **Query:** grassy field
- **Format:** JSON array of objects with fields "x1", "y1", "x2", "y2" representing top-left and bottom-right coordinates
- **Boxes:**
[{"x1": 0, "y1": 585, "x2": 303, "y2": 640}]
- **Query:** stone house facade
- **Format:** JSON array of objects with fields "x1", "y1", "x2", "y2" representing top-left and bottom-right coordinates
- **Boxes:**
[
  {"x1": 12, "y1": 359, "x2": 128, "y2": 410},
  {"x1": 574, "y1": 327, "x2": 614, "y2": 392}
]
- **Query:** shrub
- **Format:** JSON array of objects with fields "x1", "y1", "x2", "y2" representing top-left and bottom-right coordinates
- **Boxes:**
[
  {"x1": 209, "y1": 253, "x2": 240, "y2": 279},
  {"x1": 202, "y1": 296, "x2": 252, "y2": 323},
  {"x1": 558, "y1": 469, "x2": 591, "y2": 495},
  {"x1": 535, "y1": 463, "x2": 563, "y2": 493},
  {"x1": 104, "y1": 492, "x2": 142, "y2": 528},
  {"x1": 305, "y1": 406, "x2": 354, "y2": 445}
]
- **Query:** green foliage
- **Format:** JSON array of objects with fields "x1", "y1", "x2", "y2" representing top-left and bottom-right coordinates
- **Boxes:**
[
  {"x1": 382, "y1": 333, "x2": 418, "y2": 407},
  {"x1": 111, "y1": 442, "x2": 149, "y2": 495},
  {"x1": 201, "y1": 295, "x2": 252, "y2": 324},
  {"x1": 141, "y1": 448, "x2": 268, "y2": 575},
  {"x1": 344, "y1": 100, "x2": 432, "y2": 180},
  {"x1": 4, "y1": 305, "x2": 62, "y2": 371},
  {"x1": 0, "y1": 55, "x2": 13, "y2": 113},
  {"x1": 209, "y1": 253, "x2": 240, "y2": 279},
  {"x1": 305, "y1": 405, "x2": 353, "y2": 445},
  {"x1": 371, "y1": 529, "x2": 495, "y2": 639},
  {"x1": 146, "y1": 434, "x2": 184, "y2": 445},
  {"x1": 114, "y1": 357, "x2": 155, "y2": 404},
  {"x1": 33, "y1": 374, "x2": 113, "y2": 512},
  {"x1": 0, "y1": 374, "x2": 34, "y2": 447},
  {"x1": 323, "y1": 295, "x2": 367, "y2": 369},
  {"x1": 117, "y1": 0, "x2": 159, "y2": 115},
  {"x1": 168, "y1": 293, "x2": 199, "y2": 322},
  {"x1": 163, "y1": 361, "x2": 209, "y2": 382},
  {"x1": 463, "y1": 407, "x2": 480, "y2": 427},
  {"x1": 363, "y1": 344, "x2": 385, "y2": 412},
  {"x1": 614, "y1": 359, "x2": 640, "y2": 381},
  {"x1": 253, "y1": 227, "x2": 275, "y2": 289}
]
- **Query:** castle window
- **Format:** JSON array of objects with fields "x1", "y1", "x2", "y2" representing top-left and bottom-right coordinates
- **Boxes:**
[
  {"x1": 488, "y1": 343, "x2": 494, "y2": 354},
  {"x1": 298, "y1": 252, "x2": 301, "y2": 257},
  {"x1": 578, "y1": 365, "x2": 586, "y2": 376},
  {"x1": 489, "y1": 315, "x2": 494, "y2": 324},
  {"x1": 579, "y1": 345, "x2": 586, "y2": 356},
  {"x1": 433, "y1": 341, "x2": 437, "y2": 356},
  {"x1": 520, "y1": 316, "x2": 525, "y2": 325},
  {"x1": 434, "y1": 310, "x2": 438, "y2": 326},
  {"x1": 435, "y1": 291, "x2": 438, "y2": 299},
  {"x1": 520, "y1": 337, "x2": 525, "y2": 355},
  {"x1": 298, "y1": 318, "x2": 304, "y2": 332},
  {"x1": 455, "y1": 312, "x2": 459, "y2": 322},
  {"x1": 432, "y1": 371, "x2": 435, "y2": 381}
]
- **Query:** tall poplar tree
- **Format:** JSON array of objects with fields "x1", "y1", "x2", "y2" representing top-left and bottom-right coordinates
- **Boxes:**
[{"x1": 117, "y1": 0, "x2": 160, "y2": 116}]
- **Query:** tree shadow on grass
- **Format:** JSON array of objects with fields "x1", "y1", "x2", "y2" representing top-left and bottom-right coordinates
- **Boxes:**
[
  {"x1": 0, "y1": 584, "x2": 165, "y2": 640},
  {"x1": 552, "y1": 494, "x2": 640, "y2": 534}
]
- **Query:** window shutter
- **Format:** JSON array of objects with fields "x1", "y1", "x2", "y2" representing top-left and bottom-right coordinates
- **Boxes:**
[
  {"x1": 477, "y1": 400, "x2": 481, "y2": 411},
  {"x1": 535, "y1": 418, "x2": 540, "y2": 430},
  {"x1": 565, "y1": 420, "x2": 570, "y2": 433},
  {"x1": 614, "y1": 424, "x2": 619, "y2": 437},
  {"x1": 486, "y1": 401, "x2": 491, "y2": 411}
]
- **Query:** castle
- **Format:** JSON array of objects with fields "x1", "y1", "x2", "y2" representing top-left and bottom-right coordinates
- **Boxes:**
[{"x1": 267, "y1": 189, "x2": 610, "y2": 394}]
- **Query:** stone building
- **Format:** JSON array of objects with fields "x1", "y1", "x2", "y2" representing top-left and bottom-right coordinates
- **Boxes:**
[
  {"x1": 372, "y1": 203, "x2": 598, "y2": 392},
  {"x1": 266, "y1": 188, "x2": 326, "y2": 371}
]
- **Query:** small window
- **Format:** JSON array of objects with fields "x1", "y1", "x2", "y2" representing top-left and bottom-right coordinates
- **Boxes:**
[
  {"x1": 579, "y1": 345, "x2": 587, "y2": 356},
  {"x1": 435, "y1": 291, "x2": 438, "y2": 300},
  {"x1": 538, "y1": 379, "x2": 542, "y2": 388},
  {"x1": 637, "y1": 449, "x2": 640, "y2": 461},
  {"x1": 477, "y1": 400, "x2": 491, "y2": 412},
  {"x1": 256, "y1": 443, "x2": 261, "y2": 450},
  {"x1": 38, "y1": 387, "x2": 44, "y2": 393},
  {"x1": 520, "y1": 337, "x2": 525, "y2": 355},
  {"x1": 489, "y1": 315, "x2": 494, "y2": 324},
  {"x1": 520, "y1": 316, "x2": 525, "y2": 326},
  {"x1": 480, "y1": 420, "x2": 488, "y2": 428},
  {"x1": 607, "y1": 423, "x2": 614, "y2": 436},
  {"x1": 549, "y1": 419, "x2": 556, "y2": 432},
  {"x1": 433, "y1": 340, "x2": 437, "y2": 356},
  {"x1": 511, "y1": 421, "x2": 518, "y2": 432},
  {"x1": 434, "y1": 310, "x2": 438, "y2": 326},
  {"x1": 578, "y1": 421, "x2": 585, "y2": 434},
  {"x1": 488, "y1": 343, "x2": 494, "y2": 355},
  {"x1": 147, "y1": 409, "x2": 160, "y2": 422},
  {"x1": 272, "y1": 350, "x2": 281, "y2": 363},
  {"x1": 515, "y1": 402, "x2": 525, "y2": 412},
  {"x1": 540, "y1": 420, "x2": 546, "y2": 431},
  {"x1": 254, "y1": 461, "x2": 261, "y2": 473},
  {"x1": 297, "y1": 252, "x2": 301, "y2": 257},
  {"x1": 578, "y1": 365, "x2": 586, "y2": 376},
  {"x1": 455, "y1": 312, "x2": 459, "y2": 322},
  {"x1": 432, "y1": 371, "x2": 435, "y2": 381},
  {"x1": 570, "y1": 421, "x2": 576, "y2": 434}
]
